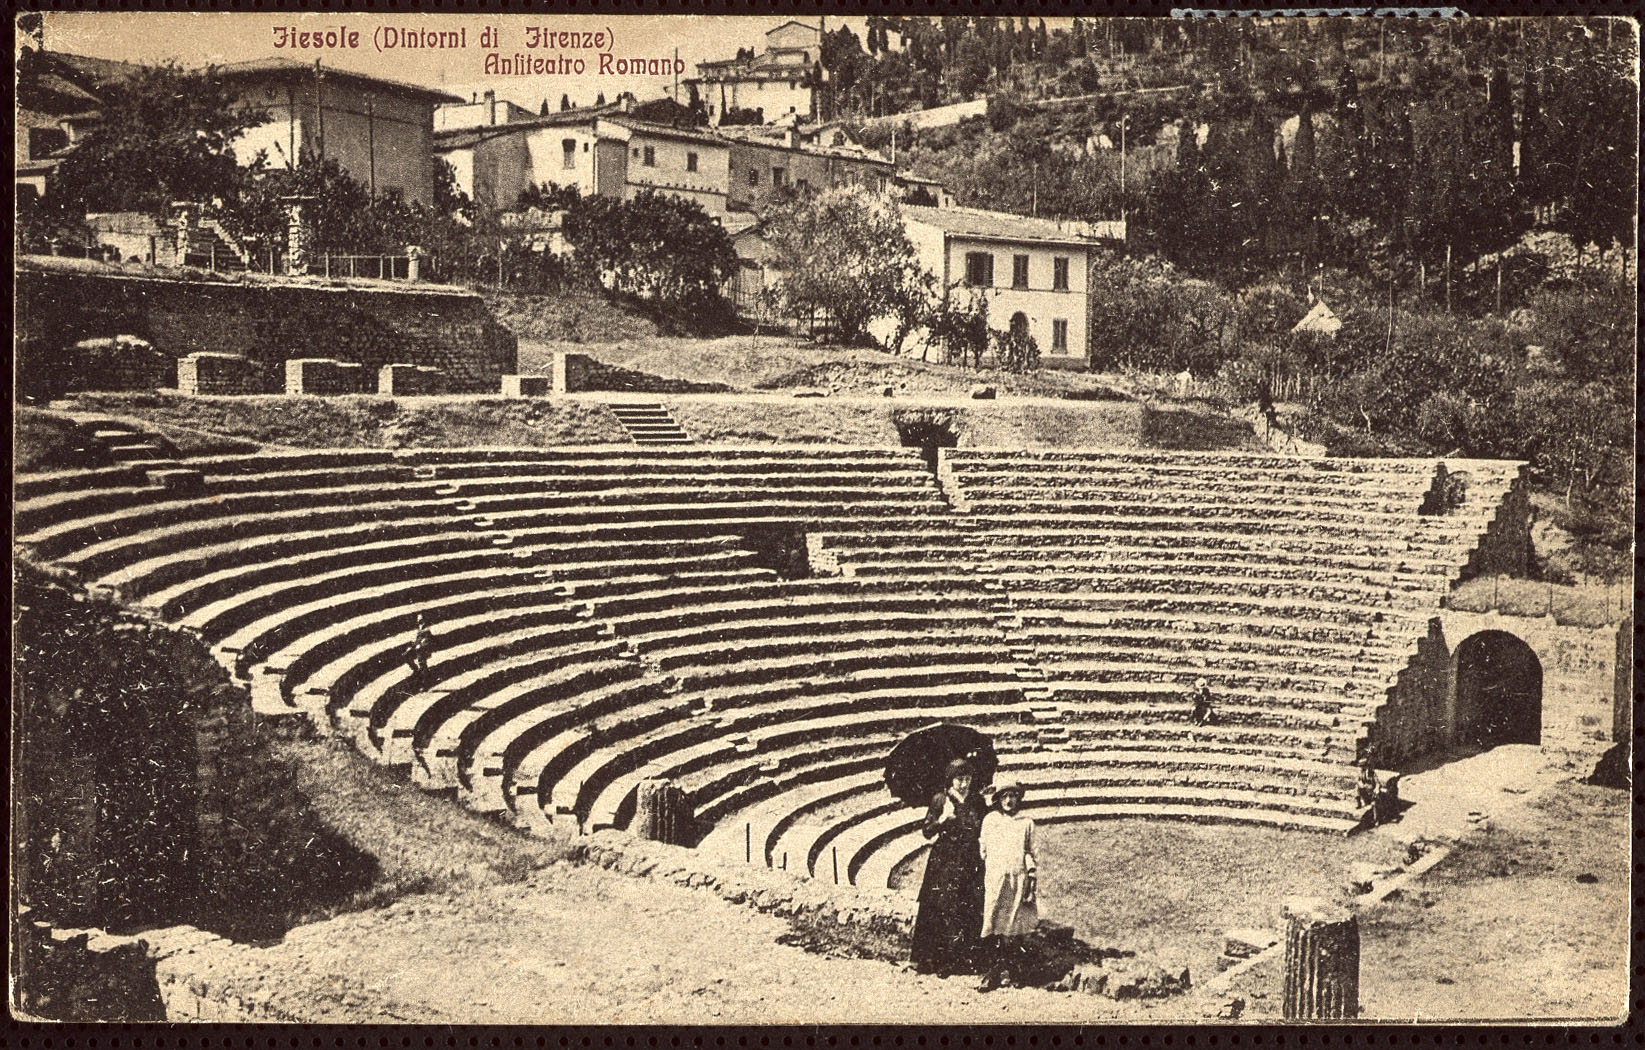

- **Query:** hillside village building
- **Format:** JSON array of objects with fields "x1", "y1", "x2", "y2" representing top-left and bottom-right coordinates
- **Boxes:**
[
  {"x1": 217, "y1": 58, "x2": 461, "y2": 206},
  {"x1": 719, "y1": 126, "x2": 893, "y2": 212},
  {"x1": 687, "y1": 20, "x2": 821, "y2": 125},
  {"x1": 435, "y1": 90, "x2": 537, "y2": 132},
  {"x1": 16, "y1": 49, "x2": 148, "y2": 199},
  {"x1": 903, "y1": 206, "x2": 1126, "y2": 366},
  {"x1": 437, "y1": 109, "x2": 731, "y2": 217}
]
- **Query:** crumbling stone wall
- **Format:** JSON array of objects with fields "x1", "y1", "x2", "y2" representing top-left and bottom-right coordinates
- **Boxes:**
[
  {"x1": 17, "y1": 261, "x2": 517, "y2": 395},
  {"x1": 1368, "y1": 609, "x2": 1626, "y2": 767},
  {"x1": 1362, "y1": 621, "x2": 1451, "y2": 766},
  {"x1": 1457, "y1": 469, "x2": 1532, "y2": 579},
  {"x1": 13, "y1": 561, "x2": 379, "y2": 943}
]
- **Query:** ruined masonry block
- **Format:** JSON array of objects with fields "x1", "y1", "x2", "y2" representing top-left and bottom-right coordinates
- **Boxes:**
[
  {"x1": 502, "y1": 374, "x2": 553, "y2": 398},
  {"x1": 551, "y1": 352, "x2": 593, "y2": 394},
  {"x1": 177, "y1": 352, "x2": 261, "y2": 396},
  {"x1": 378, "y1": 363, "x2": 446, "y2": 396},
  {"x1": 285, "y1": 358, "x2": 366, "y2": 396}
]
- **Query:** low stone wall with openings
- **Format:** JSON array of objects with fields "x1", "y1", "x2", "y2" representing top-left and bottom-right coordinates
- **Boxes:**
[{"x1": 17, "y1": 258, "x2": 517, "y2": 399}]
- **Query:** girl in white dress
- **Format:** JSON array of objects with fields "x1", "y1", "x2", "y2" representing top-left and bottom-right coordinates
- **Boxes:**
[{"x1": 977, "y1": 781, "x2": 1039, "y2": 987}]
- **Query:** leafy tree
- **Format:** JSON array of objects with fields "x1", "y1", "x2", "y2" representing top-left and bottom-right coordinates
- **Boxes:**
[
  {"x1": 562, "y1": 190, "x2": 737, "y2": 306},
  {"x1": 991, "y1": 325, "x2": 1040, "y2": 373},
  {"x1": 560, "y1": 94, "x2": 572, "y2": 112},
  {"x1": 46, "y1": 62, "x2": 267, "y2": 216},
  {"x1": 927, "y1": 289, "x2": 992, "y2": 368},
  {"x1": 763, "y1": 186, "x2": 925, "y2": 345}
]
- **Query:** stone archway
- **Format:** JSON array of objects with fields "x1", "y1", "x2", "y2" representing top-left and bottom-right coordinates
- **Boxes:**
[
  {"x1": 1009, "y1": 312, "x2": 1029, "y2": 339},
  {"x1": 1453, "y1": 630, "x2": 1543, "y2": 747}
]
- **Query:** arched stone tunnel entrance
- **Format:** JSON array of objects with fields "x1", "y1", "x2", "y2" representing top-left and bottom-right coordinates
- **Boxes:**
[{"x1": 1453, "y1": 630, "x2": 1543, "y2": 747}]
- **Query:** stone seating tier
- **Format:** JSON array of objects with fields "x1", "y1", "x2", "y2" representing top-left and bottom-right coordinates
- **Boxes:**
[
  {"x1": 356, "y1": 600, "x2": 1015, "y2": 754},
  {"x1": 148, "y1": 534, "x2": 752, "y2": 621},
  {"x1": 24, "y1": 479, "x2": 946, "y2": 562},
  {"x1": 48, "y1": 498, "x2": 950, "y2": 580},
  {"x1": 15, "y1": 447, "x2": 1527, "y2": 860}
]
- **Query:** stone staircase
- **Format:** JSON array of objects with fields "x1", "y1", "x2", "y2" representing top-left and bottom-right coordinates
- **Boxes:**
[
  {"x1": 69, "y1": 417, "x2": 203, "y2": 490},
  {"x1": 607, "y1": 403, "x2": 691, "y2": 445},
  {"x1": 182, "y1": 219, "x2": 252, "y2": 272}
]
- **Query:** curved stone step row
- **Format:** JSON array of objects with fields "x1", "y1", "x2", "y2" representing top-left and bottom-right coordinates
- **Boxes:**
[
  {"x1": 148, "y1": 533, "x2": 752, "y2": 623},
  {"x1": 738, "y1": 748, "x2": 1366, "y2": 889},
  {"x1": 833, "y1": 541, "x2": 1460, "y2": 580},
  {"x1": 700, "y1": 702, "x2": 1376, "y2": 870},
  {"x1": 15, "y1": 449, "x2": 938, "y2": 534},
  {"x1": 16, "y1": 445, "x2": 940, "y2": 540},
  {"x1": 23, "y1": 473, "x2": 945, "y2": 563},
  {"x1": 46, "y1": 496, "x2": 950, "y2": 582}
]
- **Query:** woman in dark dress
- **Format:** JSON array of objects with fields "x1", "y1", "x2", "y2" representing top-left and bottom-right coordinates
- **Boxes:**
[{"x1": 909, "y1": 758, "x2": 988, "y2": 975}]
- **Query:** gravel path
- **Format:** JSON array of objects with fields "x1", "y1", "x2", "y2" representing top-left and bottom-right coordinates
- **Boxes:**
[{"x1": 197, "y1": 863, "x2": 1190, "y2": 1024}]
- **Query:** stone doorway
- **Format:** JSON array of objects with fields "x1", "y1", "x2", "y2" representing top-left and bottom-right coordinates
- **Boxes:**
[{"x1": 1453, "y1": 630, "x2": 1543, "y2": 747}]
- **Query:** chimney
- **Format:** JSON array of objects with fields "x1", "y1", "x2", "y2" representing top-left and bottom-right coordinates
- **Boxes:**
[
  {"x1": 785, "y1": 128, "x2": 799, "y2": 149},
  {"x1": 484, "y1": 89, "x2": 497, "y2": 125},
  {"x1": 620, "y1": 93, "x2": 634, "y2": 113}
]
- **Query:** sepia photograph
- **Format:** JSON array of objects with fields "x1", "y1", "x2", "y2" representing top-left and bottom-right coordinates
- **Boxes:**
[{"x1": 11, "y1": 6, "x2": 1637, "y2": 1025}]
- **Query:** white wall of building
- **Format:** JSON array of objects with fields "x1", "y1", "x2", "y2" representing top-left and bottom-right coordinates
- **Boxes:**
[{"x1": 231, "y1": 76, "x2": 439, "y2": 205}]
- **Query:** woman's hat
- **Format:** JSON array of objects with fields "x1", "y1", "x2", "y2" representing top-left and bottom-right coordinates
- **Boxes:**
[
  {"x1": 945, "y1": 757, "x2": 975, "y2": 780},
  {"x1": 992, "y1": 780, "x2": 1025, "y2": 799},
  {"x1": 1195, "y1": 677, "x2": 1209, "y2": 689}
]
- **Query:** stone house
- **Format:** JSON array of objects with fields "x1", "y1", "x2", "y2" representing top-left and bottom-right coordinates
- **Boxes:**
[
  {"x1": 688, "y1": 20, "x2": 820, "y2": 126},
  {"x1": 722, "y1": 127, "x2": 893, "y2": 213},
  {"x1": 217, "y1": 58, "x2": 462, "y2": 207},
  {"x1": 902, "y1": 206, "x2": 1125, "y2": 366},
  {"x1": 437, "y1": 111, "x2": 731, "y2": 218}
]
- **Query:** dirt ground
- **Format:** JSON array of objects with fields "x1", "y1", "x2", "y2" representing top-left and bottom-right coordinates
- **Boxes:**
[
  {"x1": 189, "y1": 861, "x2": 1184, "y2": 1024},
  {"x1": 178, "y1": 738, "x2": 1626, "y2": 1024},
  {"x1": 1221, "y1": 752, "x2": 1628, "y2": 1022},
  {"x1": 892, "y1": 817, "x2": 1401, "y2": 986}
]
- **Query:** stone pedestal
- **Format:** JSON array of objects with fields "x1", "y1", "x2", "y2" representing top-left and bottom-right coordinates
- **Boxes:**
[
  {"x1": 1281, "y1": 898, "x2": 1359, "y2": 1019},
  {"x1": 285, "y1": 358, "x2": 365, "y2": 395},
  {"x1": 178, "y1": 352, "x2": 260, "y2": 395},
  {"x1": 632, "y1": 779, "x2": 691, "y2": 846},
  {"x1": 378, "y1": 363, "x2": 445, "y2": 396},
  {"x1": 551, "y1": 352, "x2": 592, "y2": 394}
]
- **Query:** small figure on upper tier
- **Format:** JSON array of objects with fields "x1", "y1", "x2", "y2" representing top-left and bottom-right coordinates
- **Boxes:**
[
  {"x1": 1189, "y1": 677, "x2": 1216, "y2": 728},
  {"x1": 404, "y1": 613, "x2": 434, "y2": 681}
]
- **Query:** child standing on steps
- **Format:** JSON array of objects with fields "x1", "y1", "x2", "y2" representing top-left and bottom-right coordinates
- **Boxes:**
[{"x1": 977, "y1": 781, "x2": 1039, "y2": 990}]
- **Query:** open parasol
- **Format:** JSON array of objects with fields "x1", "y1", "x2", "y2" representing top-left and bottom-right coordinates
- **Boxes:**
[{"x1": 884, "y1": 723, "x2": 998, "y2": 808}]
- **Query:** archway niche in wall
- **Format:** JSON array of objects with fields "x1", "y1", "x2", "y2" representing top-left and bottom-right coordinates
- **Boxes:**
[
  {"x1": 1009, "y1": 312, "x2": 1029, "y2": 339},
  {"x1": 892, "y1": 409, "x2": 959, "y2": 474},
  {"x1": 1453, "y1": 630, "x2": 1543, "y2": 747}
]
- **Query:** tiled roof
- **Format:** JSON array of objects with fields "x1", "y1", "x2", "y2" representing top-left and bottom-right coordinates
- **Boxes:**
[
  {"x1": 433, "y1": 107, "x2": 619, "y2": 150},
  {"x1": 903, "y1": 205, "x2": 1114, "y2": 247},
  {"x1": 211, "y1": 58, "x2": 464, "y2": 103}
]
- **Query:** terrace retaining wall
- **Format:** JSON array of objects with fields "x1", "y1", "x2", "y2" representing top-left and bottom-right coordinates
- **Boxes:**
[{"x1": 17, "y1": 260, "x2": 517, "y2": 397}]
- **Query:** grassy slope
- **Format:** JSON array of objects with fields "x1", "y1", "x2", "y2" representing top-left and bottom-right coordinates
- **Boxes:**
[
  {"x1": 62, "y1": 391, "x2": 628, "y2": 448},
  {"x1": 521, "y1": 335, "x2": 1132, "y2": 400}
]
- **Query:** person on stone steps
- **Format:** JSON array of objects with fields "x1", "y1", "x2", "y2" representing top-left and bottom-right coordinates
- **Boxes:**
[
  {"x1": 1189, "y1": 678, "x2": 1217, "y2": 732},
  {"x1": 976, "y1": 781, "x2": 1039, "y2": 991},
  {"x1": 404, "y1": 613, "x2": 434, "y2": 682}
]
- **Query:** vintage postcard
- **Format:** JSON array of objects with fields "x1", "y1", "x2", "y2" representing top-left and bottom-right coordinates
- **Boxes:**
[{"x1": 12, "y1": 7, "x2": 1635, "y2": 1025}]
